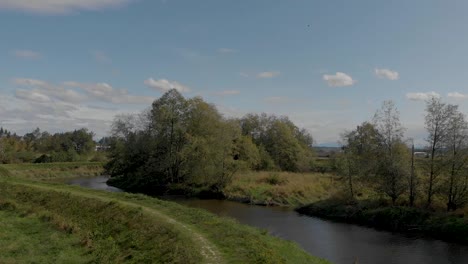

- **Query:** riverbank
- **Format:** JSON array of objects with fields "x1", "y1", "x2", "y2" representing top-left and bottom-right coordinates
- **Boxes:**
[
  {"x1": 0, "y1": 163, "x2": 328, "y2": 263},
  {"x1": 296, "y1": 198, "x2": 468, "y2": 244},
  {"x1": 108, "y1": 170, "x2": 340, "y2": 207}
]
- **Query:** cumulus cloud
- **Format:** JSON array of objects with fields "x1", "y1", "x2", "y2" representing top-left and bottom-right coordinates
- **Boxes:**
[
  {"x1": 0, "y1": 0, "x2": 132, "y2": 14},
  {"x1": 12, "y1": 49, "x2": 42, "y2": 59},
  {"x1": 448, "y1": 92, "x2": 468, "y2": 100},
  {"x1": 406, "y1": 91, "x2": 440, "y2": 101},
  {"x1": 144, "y1": 78, "x2": 191, "y2": 93},
  {"x1": 323, "y1": 72, "x2": 356, "y2": 87},
  {"x1": 375, "y1": 68, "x2": 399, "y2": 80},
  {"x1": 257, "y1": 71, "x2": 280, "y2": 79}
]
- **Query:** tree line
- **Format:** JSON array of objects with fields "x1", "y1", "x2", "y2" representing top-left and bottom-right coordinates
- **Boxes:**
[
  {"x1": 337, "y1": 98, "x2": 468, "y2": 211},
  {"x1": 105, "y1": 89, "x2": 315, "y2": 195},
  {"x1": 0, "y1": 127, "x2": 96, "y2": 163}
]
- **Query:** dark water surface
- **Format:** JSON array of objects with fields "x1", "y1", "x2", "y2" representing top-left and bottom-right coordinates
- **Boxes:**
[{"x1": 69, "y1": 177, "x2": 468, "y2": 264}]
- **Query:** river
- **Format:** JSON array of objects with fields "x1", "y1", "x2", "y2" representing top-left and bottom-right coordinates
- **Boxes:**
[{"x1": 68, "y1": 176, "x2": 468, "y2": 264}]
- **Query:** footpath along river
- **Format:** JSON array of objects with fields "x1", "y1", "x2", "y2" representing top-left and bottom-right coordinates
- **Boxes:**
[{"x1": 69, "y1": 176, "x2": 468, "y2": 264}]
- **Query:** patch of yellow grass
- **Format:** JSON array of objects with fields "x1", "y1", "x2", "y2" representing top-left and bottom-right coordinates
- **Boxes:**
[{"x1": 225, "y1": 171, "x2": 342, "y2": 207}]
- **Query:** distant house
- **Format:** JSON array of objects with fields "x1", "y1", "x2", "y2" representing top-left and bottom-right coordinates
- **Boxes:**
[{"x1": 95, "y1": 145, "x2": 110, "y2": 152}]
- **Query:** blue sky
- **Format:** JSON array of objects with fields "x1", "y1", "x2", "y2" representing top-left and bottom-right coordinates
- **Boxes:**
[{"x1": 1, "y1": 0, "x2": 468, "y2": 145}]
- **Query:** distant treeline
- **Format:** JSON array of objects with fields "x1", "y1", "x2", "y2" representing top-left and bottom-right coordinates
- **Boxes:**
[
  {"x1": 105, "y1": 89, "x2": 315, "y2": 195},
  {"x1": 0, "y1": 127, "x2": 98, "y2": 163}
]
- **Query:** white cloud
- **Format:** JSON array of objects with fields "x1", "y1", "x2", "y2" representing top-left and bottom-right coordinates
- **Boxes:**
[
  {"x1": 15, "y1": 89, "x2": 51, "y2": 103},
  {"x1": 13, "y1": 78, "x2": 153, "y2": 105},
  {"x1": 0, "y1": 0, "x2": 132, "y2": 14},
  {"x1": 406, "y1": 91, "x2": 440, "y2": 101},
  {"x1": 14, "y1": 78, "x2": 85, "y2": 103},
  {"x1": 63, "y1": 81, "x2": 154, "y2": 104},
  {"x1": 217, "y1": 48, "x2": 236, "y2": 54},
  {"x1": 214, "y1": 90, "x2": 240, "y2": 96},
  {"x1": 12, "y1": 49, "x2": 42, "y2": 59},
  {"x1": 375, "y1": 68, "x2": 399, "y2": 80},
  {"x1": 323, "y1": 72, "x2": 356, "y2": 87},
  {"x1": 2, "y1": 77, "x2": 155, "y2": 138},
  {"x1": 448, "y1": 92, "x2": 468, "y2": 100},
  {"x1": 144, "y1": 78, "x2": 191, "y2": 93},
  {"x1": 257, "y1": 71, "x2": 280, "y2": 79},
  {"x1": 239, "y1": 72, "x2": 249, "y2": 78}
]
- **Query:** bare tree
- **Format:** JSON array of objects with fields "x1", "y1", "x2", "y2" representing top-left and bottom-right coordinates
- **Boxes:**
[
  {"x1": 424, "y1": 97, "x2": 453, "y2": 207},
  {"x1": 444, "y1": 107, "x2": 468, "y2": 211}
]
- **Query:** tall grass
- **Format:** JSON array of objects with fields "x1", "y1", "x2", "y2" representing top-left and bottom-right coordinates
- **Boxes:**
[
  {"x1": 225, "y1": 171, "x2": 340, "y2": 207},
  {"x1": 0, "y1": 162, "x2": 104, "y2": 180}
]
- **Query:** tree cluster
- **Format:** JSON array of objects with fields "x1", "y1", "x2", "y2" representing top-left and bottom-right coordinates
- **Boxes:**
[
  {"x1": 106, "y1": 90, "x2": 315, "y2": 194},
  {"x1": 336, "y1": 98, "x2": 468, "y2": 211},
  {"x1": 0, "y1": 127, "x2": 96, "y2": 163}
]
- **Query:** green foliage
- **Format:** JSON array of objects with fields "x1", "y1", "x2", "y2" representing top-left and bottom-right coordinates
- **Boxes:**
[
  {"x1": 0, "y1": 127, "x2": 96, "y2": 164},
  {"x1": 107, "y1": 90, "x2": 251, "y2": 195},
  {"x1": 240, "y1": 113, "x2": 315, "y2": 172}
]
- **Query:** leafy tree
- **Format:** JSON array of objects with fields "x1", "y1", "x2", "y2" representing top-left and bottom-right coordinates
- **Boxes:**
[
  {"x1": 373, "y1": 101, "x2": 408, "y2": 204},
  {"x1": 339, "y1": 122, "x2": 382, "y2": 198}
]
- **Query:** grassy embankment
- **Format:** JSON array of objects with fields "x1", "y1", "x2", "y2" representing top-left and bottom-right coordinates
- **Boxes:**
[
  {"x1": 0, "y1": 164, "x2": 329, "y2": 264},
  {"x1": 0, "y1": 162, "x2": 104, "y2": 181},
  {"x1": 296, "y1": 198, "x2": 468, "y2": 244}
]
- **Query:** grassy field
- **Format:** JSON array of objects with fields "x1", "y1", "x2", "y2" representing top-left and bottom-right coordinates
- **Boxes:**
[
  {"x1": 225, "y1": 171, "x2": 340, "y2": 207},
  {"x1": 0, "y1": 210, "x2": 89, "y2": 264},
  {"x1": 0, "y1": 163, "x2": 329, "y2": 264},
  {"x1": 0, "y1": 162, "x2": 104, "y2": 180}
]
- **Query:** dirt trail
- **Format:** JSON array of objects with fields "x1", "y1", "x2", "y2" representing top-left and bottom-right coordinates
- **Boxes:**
[{"x1": 19, "y1": 182, "x2": 224, "y2": 264}]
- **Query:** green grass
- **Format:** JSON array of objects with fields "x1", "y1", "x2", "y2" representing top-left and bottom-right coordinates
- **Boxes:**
[
  {"x1": 224, "y1": 171, "x2": 339, "y2": 207},
  {"x1": 0, "y1": 209, "x2": 90, "y2": 264},
  {"x1": 0, "y1": 176, "x2": 329, "y2": 264},
  {"x1": 0, "y1": 162, "x2": 104, "y2": 180}
]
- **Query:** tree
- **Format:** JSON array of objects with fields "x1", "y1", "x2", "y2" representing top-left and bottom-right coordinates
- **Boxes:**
[
  {"x1": 424, "y1": 97, "x2": 453, "y2": 207},
  {"x1": 239, "y1": 113, "x2": 314, "y2": 172},
  {"x1": 340, "y1": 122, "x2": 382, "y2": 199},
  {"x1": 106, "y1": 89, "x2": 253, "y2": 195},
  {"x1": 444, "y1": 107, "x2": 468, "y2": 211},
  {"x1": 373, "y1": 101, "x2": 408, "y2": 205}
]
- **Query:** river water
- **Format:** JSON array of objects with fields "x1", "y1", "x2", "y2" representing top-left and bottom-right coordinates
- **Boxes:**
[{"x1": 68, "y1": 176, "x2": 468, "y2": 264}]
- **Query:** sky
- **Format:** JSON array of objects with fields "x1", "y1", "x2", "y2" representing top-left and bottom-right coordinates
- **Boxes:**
[{"x1": 1, "y1": 0, "x2": 468, "y2": 146}]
